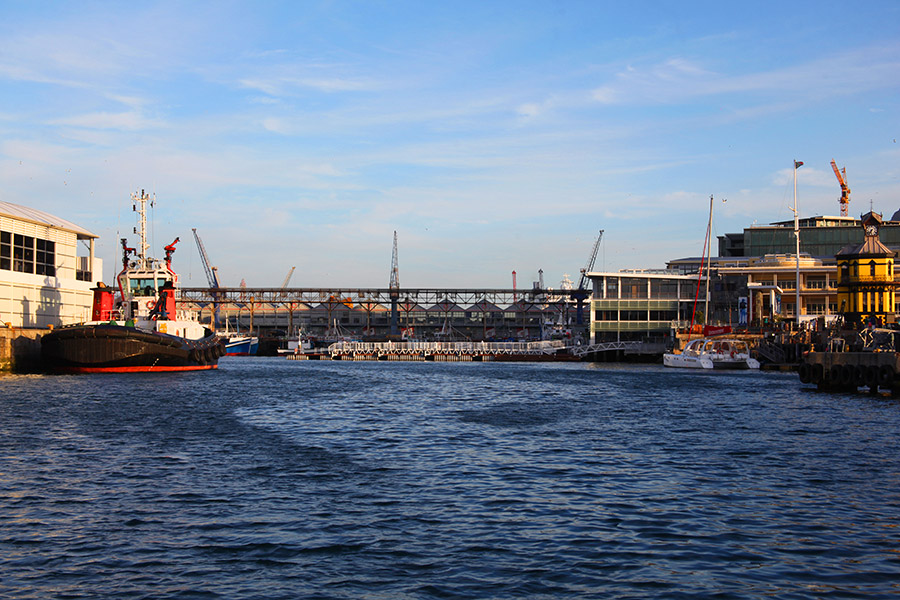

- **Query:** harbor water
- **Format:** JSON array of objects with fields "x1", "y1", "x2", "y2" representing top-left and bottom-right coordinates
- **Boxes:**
[{"x1": 2, "y1": 359, "x2": 899, "y2": 599}]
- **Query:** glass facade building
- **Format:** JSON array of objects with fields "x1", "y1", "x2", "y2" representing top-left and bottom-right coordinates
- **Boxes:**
[{"x1": 588, "y1": 270, "x2": 701, "y2": 343}]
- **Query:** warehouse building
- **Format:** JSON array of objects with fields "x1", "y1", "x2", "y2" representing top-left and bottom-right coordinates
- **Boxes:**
[{"x1": 0, "y1": 201, "x2": 101, "y2": 328}]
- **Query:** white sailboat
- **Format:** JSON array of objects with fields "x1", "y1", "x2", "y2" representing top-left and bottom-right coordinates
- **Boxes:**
[
  {"x1": 663, "y1": 194, "x2": 759, "y2": 370},
  {"x1": 664, "y1": 338, "x2": 759, "y2": 369}
]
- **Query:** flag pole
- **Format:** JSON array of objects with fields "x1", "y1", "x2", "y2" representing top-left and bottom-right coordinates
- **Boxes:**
[{"x1": 793, "y1": 160, "x2": 803, "y2": 328}]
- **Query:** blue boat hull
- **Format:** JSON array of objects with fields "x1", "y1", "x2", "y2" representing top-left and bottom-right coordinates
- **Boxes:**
[{"x1": 225, "y1": 336, "x2": 258, "y2": 356}]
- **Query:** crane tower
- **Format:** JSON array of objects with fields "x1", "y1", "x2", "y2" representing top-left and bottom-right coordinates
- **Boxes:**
[
  {"x1": 191, "y1": 228, "x2": 220, "y2": 289},
  {"x1": 191, "y1": 228, "x2": 221, "y2": 328},
  {"x1": 830, "y1": 159, "x2": 850, "y2": 217},
  {"x1": 389, "y1": 231, "x2": 400, "y2": 336},
  {"x1": 572, "y1": 230, "x2": 604, "y2": 326},
  {"x1": 389, "y1": 231, "x2": 400, "y2": 290}
]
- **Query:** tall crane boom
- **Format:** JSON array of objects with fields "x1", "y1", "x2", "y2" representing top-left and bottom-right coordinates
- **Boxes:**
[
  {"x1": 388, "y1": 231, "x2": 400, "y2": 336},
  {"x1": 578, "y1": 230, "x2": 604, "y2": 291},
  {"x1": 281, "y1": 266, "x2": 296, "y2": 288},
  {"x1": 570, "y1": 229, "x2": 604, "y2": 327},
  {"x1": 389, "y1": 231, "x2": 400, "y2": 290},
  {"x1": 191, "y1": 228, "x2": 221, "y2": 288},
  {"x1": 830, "y1": 159, "x2": 850, "y2": 217}
]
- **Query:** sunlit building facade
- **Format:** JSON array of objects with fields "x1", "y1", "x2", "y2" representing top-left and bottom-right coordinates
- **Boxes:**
[
  {"x1": 0, "y1": 201, "x2": 101, "y2": 328},
  {"x1": 835, "y1": 212, "x2": 897, "y2": 325},
  {"x1": 587, "y1": 270, "x2": 700, "y2": 343}
]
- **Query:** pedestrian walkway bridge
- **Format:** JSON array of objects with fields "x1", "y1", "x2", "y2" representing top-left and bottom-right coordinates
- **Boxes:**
[
  {"x1": 285, "y1": 339, "x2": 663, "y2": 361},
  {"x1": 570, "y1": 341, "x2": 646, "y2": 357},
  {"x1": 326, "y1": 339, "x2": 570, "y2": 361}
]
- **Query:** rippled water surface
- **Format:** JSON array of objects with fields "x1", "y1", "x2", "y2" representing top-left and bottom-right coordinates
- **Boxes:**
[{"x1": 2, "y1": 358, "x2": 899, "y2": 599}]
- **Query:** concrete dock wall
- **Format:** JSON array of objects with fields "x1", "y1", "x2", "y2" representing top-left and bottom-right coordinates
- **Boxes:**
[{"x1": 0, "y1": 328, "x2": 47, "y2": 372}]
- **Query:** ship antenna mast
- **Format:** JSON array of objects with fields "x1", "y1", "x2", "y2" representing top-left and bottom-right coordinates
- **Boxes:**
[{"x1": 132, "y1": 189, "x2": 152, "y2": 267}]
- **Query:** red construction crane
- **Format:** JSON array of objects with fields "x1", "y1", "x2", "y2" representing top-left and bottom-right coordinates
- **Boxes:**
[{"x1": 830, "y1": 159, "x2": 850, "y2": 217}]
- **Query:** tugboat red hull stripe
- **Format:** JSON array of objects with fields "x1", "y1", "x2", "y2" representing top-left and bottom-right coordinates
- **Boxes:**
[{"x1": 56, "y1": 365, "x2": 219, "y2": 374}]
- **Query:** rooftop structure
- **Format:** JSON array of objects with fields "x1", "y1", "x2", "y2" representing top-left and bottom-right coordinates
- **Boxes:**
[{"x1": 719, "y1": 213, "x2": 900, "y2": 259}]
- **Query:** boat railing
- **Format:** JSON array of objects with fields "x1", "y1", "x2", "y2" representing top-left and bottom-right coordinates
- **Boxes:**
[{"x1": 94, "y1": 308, "x2": 126, "y2": 322}]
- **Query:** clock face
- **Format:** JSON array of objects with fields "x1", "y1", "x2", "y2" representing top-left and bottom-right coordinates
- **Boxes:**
[{"x1": 866, "y1": 225, "x2": 878, "y2": 235}]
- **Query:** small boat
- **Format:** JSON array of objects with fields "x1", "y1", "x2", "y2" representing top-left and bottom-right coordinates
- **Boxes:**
[
  {"x1": 663, "y1": 338, "x2": 760, "y2": 370},
  {"x1": 276, "y1": 329, "x2": 313, "y2": 355},
  {"x1": 41, "y1": 190, "x2": 225, "y2": 373},
  {"x1": 222, "y1": 332, "x2": 259, "y2": 356}
]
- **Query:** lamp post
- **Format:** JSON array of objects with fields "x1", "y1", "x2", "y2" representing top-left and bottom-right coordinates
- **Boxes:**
[{"x1": 793, "y1": 159, "x2": 804, "y2": 327}]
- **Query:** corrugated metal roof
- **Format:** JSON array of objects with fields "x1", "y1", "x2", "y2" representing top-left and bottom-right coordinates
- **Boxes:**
[
  {"x1": 427, "y1": 302, "x2": 465, "y2": 312},
  {"x1": 0, "y1": 200, "x2": 97, "y2": 238}
]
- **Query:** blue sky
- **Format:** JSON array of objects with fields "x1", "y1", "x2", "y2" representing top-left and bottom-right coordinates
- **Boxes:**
[{"x1": 1, "y1": 1, "x2": 898, "y2": 288}]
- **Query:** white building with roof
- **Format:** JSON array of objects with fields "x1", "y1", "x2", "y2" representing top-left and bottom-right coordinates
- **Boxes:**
[{"x1": 0, "y1": 201, "x2": 101, "y2": 328}]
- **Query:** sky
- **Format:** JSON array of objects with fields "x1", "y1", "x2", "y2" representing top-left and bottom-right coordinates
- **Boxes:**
[{"x1": 1, "y1": 1, "x2": 898, "y2": 289}]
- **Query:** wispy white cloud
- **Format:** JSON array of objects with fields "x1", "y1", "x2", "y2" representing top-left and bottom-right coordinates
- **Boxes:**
[
  {"x1": 261, "y1": 117, "x2": 290, "y2": 134},
  {"x1": 49, "y1": 111, "x2": 163, "y2": 131},
  {"x1": 238, "y1": 74, "x2": 376, "y2": 97},
  {"x1": 516, "y1": 103, "x2": 542, "y2": 118},
  {"x1": 772, "y1": 166, "x2": 833, "y2": 188},
  {"x1": 591, "y1": 43, "x2": 900, "y2": 106}
]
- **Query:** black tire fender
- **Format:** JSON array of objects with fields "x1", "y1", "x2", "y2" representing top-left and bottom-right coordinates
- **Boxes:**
[
  {"x1": 798, "y1": 362, "x2": 812, "y2": 384},
  {"x1": 840, "y1": 364, "x2": 855, "y2": 387},
  {"x1": 866, "y1": 365, "x2": 880, "y2": 388},
  {"x1": 828, "y1": 365, "x2": 841, "y2": 384},
  {"x1": 811, "y1": 363, "x2": 824, "y2": 384}
]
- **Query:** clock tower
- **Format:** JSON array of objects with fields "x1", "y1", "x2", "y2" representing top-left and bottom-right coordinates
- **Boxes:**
[{"x1": 835, "y1": 211, "x2": 896, "y2": 325}]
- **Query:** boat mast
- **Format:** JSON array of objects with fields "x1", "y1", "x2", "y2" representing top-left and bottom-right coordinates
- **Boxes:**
[{"x1": 793, "y1": 160, "x2": 803, "y2": 327}]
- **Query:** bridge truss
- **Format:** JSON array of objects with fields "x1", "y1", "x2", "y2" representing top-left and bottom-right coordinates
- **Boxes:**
[{"x1": 177, "y1": 287, "x2": 558, "y2": 308}]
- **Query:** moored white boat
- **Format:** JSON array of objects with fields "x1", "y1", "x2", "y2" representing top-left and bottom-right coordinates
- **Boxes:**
[
  {"x1": 663, "y1": 338, "x2": 760, "y2": 370},
  {"x1": 276, "y1": 335, "x2": 313, "y2": 355}
]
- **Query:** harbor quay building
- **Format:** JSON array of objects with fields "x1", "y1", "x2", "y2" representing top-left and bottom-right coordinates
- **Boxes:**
[
  {"x1": 587, "y1": 210, "x2": 900, "y2": 344},
  {"x1": 716, "y1": 211, "x2": 900, "y2": 326},
  {"x1": 586, "y1": 255, "x2": 840, "y2": 346},
  {"x1": 0, "y1": 201, "x2": 101, "y2": 328},
  {"x1": 585, "y1": 270, "x2": 701, "y2": 344},
  {"x1": 715, "y1": 254, "x2": 838, "y2": 326}
]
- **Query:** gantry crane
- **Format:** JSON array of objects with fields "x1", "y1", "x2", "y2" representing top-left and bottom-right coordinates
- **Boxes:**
[
  {"x1": 192, "y1": 228, "x2": 222, "y2": 328},
  {"x1": 830, "y1": 159, "x2": 850, "y2": 217},
  {"x1": 572, "y1": 230, "x2": 604, "y2": 326},
  {"x1": 577, "y1": 230, "x2": 604, "y2": 293},
  {"x1": 389, "y1": 231, "x2": 400, "y2": 336},
  {"x1": 281, "y1": 266, "x2": 296, "y2": 289},
  {"x1": 191, "y1": 228, "x2": 221, "y2": 289},
  {"x1": 273, "y1": 266, "x2": 297, "y2": 301}
]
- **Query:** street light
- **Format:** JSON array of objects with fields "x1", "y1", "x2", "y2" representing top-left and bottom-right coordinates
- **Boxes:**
[{"x1": 793, "y1": 160, "x2": 804, "y2": 327}]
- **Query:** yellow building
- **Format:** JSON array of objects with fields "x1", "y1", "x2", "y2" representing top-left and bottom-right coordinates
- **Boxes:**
[{"x1": 835, "y1": 211, "x2": 897, "y2": 325}]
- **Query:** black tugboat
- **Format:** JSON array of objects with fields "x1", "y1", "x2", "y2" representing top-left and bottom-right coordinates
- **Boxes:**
[{"x1": 41, "y1": 190, "x2": 225, "y2": 373}]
